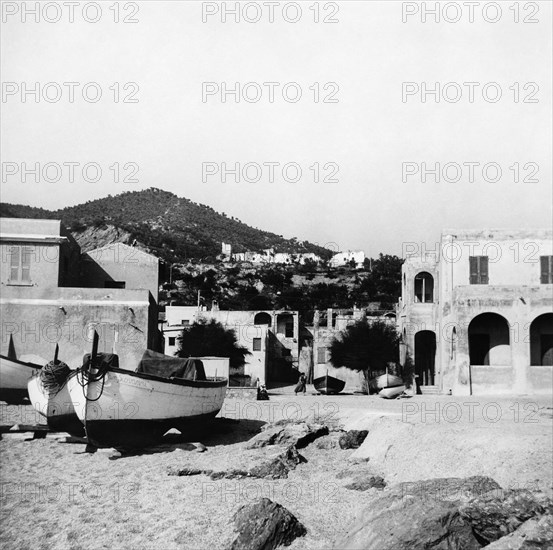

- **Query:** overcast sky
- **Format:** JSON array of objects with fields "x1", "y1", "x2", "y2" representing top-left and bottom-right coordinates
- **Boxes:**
[{"x1": 1, "y1": 1, "x2": 551, "y2": 256}]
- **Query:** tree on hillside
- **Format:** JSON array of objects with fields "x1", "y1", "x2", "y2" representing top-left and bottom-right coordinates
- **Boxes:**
[
  {"x1": 349, "y1": 254, "x2": 403, "y2": 307},
  {"x1": 329, "y1": 319, "x2": 399, "y2": 376},
  {"x1": 370, "y1": 254, "x2": 403, "y2": 305},
  {"x1": 176, "y1": 318, "x2": 250, "y2": 369}
]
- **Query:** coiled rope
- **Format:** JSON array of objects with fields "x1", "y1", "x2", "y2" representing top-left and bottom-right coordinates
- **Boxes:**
[{"x1": 39, "y1": 361, "x2": 72, "y2": 395}]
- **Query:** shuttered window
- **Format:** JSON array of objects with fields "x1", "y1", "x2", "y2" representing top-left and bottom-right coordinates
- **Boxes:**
[
  {"x1": 469, "y1": 256, "x2": 489, "y2": 284},
  {"x1": 8, "y1": 246, "x2": 31, "y2": 284},
  {"x1": 253, "y1": 338, "x2": 262, "y2": 351},
  {"x1": 541, "y1": 256, "x2": 553, "y2": 284},
  {"x1": 317, "y1": 347, "x2": 327, "y2": 364}
]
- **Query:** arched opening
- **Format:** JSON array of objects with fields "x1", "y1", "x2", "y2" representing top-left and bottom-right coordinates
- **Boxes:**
[
  {"x1": 414, "y1": 272, "x2": 434, "y2": 303},
  {"x1": 530, "y1": 313, "x2": 553, "y2": 366},
  {"x1": 277, "y1": 313, "x2": 294, "y2": 338},
  {"x1": 414, "y1": 330, "x2": 436, "y2": 385},
  {"x1": 383, "y1": 312, "x2": 396, "y2": 320},
  {"x1": 469, "y1": 313, "x2": 510, "y2": 366},
  {"x1": 254, "y1": 312, "x2": 272, "y2": 326}
]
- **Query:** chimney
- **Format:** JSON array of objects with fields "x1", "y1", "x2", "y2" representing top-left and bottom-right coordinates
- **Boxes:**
[
  {"x1": 327, "y1": 308, "x2": 333, "y2": 329},
  {"x1": 313, "y1": 310, "x2": 320, "y2": 330}
]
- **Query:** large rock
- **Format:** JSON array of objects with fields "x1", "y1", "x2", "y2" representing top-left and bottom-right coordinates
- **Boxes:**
[
  {"x1": 339, "y1": 430, "x2": 368, "y2": 449},
  {"x1": 334, "y1": 494, "x2": 480, "y2": 550},
  {"x1": 230, "y1": 498, "x2": 306, "y2": 550},
  {"x1": 460, "y1": 489, "x2": 551, "y2": 545},
  {"x1": 249, "y1": 446, "x2": 307, "y2": 479},
  {"x1": 484, "y1": 513, "x2": 553, "y2": 549},
  {"x1": 333, "y1": 477, "x2": 501, "y2": 550},
  {"x1": 398, "y1": 476, "x2": 502, "y2": 504},
  {"x1": 245, "y1": 422, "x2": 328, "y2": 450}
]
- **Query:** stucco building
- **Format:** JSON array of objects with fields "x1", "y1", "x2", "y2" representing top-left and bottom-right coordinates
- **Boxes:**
[
  {"x1": 1, "y1": 218, "x2": 160, "y2": 368},
  {"x1": 398, "y1": 229, "x2": 553, "y2": 395},
  {"x1": 161, "y1": 305, "x2": 300, "y2": 386},
  {"x1": 330, "y1": 250, "x2": 365, "y2": 268}
]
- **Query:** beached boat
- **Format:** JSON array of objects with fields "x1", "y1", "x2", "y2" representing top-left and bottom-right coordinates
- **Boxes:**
[
  {"x1": 373, "y1": 373, "x2": 403, "y2": 390},
  {"x1": 313, "y1": 373, "x2": 345, "y2": 395},
  {"x1": 27, "y1": 369, "x2": 86, "y2": 437},
  {"x1": 67, "y1": 341, "x2": 228, "y2": 449},
  {"x1": 379, "y1": 385, "x2": 406, "y2": 399},
  {"x1": 0, "y1": 354, "x2": 43, "y2": 404}
]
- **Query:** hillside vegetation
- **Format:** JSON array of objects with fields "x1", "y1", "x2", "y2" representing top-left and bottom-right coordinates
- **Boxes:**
[
  {"x1": 1, "y1": 188, "x2": 404, "y2": 312},
  {"x1": 0, "y1": 188, "x2": 331, "y2": 262}
]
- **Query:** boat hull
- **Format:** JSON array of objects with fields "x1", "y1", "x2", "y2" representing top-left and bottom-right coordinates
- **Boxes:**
[
  {"x1": 373, "y1": 373, "x2": 403, "y2": 390},
  {"x1": 68, "y1": 367, "x2": 228, "y2": 448},
  {"x1": 379, "y1": 385, "x2": 406, "y2": 399},
  {"x1": 27, "y1": 373, "x2": 85, "y2": 437},
  {"x1": 313, "y1": 375, "x2": 345, "y2": 395},
  {"x1": 0, "y1": 355, "x2": 42, "y2": 404}
]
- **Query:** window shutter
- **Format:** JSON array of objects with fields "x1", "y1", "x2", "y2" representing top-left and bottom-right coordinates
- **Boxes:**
[
  {"x1": 317, "y1": 347, "x2": 326, "y2": 364},
  {"x1": 9, "y1": 246, "x2": 20, "y2": 281},
  {"x1": 21, "y1": 246, "x2": 31, "y2": 283},
  {"x1": 541, "y1": 256, "x2": 553, "y2": 284},
  {"x1": 469, "y1": 256, "x2": 478, "y2": 284},
  {"x1": 479, "y1": 256, "x2": 489, "y2": 284}
]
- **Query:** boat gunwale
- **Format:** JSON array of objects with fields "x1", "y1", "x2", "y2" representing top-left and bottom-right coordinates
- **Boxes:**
[
  {"x1": 0, "y1": 354, "x2": 43, "y2": 370},
  {"x1": 81, "y1": 365, "x2": 228, "y2": 388}
]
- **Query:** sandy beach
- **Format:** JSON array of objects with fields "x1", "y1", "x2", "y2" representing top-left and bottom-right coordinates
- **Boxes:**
[{"x1": 1, "y1": 388, "x2": 552, "y2": 550}]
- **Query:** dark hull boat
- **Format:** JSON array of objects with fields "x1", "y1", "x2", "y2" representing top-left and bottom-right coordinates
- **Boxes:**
[
  {"x1": 68, "y1": 346, "x2": 228, "y2": 449},
  {"x1": 0, "y1": 354, "x2": 42, "y2": 404},
  {"x1": 313, "y1": 374, "x2": 345, "y2": 395}
]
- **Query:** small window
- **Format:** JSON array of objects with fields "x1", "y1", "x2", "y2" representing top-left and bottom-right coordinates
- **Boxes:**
[
  {"x1": 181, "y1": 320, "x2": 190, "y2": 326},
  {"x1": 8, "y1": 245, "x2": 32, "y2": 284},
  {"x1": 104, "y1": 281, "x2": 126, "y2": 289},
  {"x1": 168, "y1": 337, "x2": 176, "y2": 346},
  {"x1": 540, "y1": 256, "x2": 553, "y2": 284},
  {"x1": 253, "y1": 338, "x2": 262, "y2": 351},
  {"x1": 414, "y1": 272, "x2": 434, "y2": 303},
  {"x1": 317, "y1": 347, "x2": 327, "y2": 364},
  {"x1": 469, "y1": 256, "x2": 489, "y2": 284},
  {"x1": 285, "y1": 322, "x2": 294, "y2": 338}
]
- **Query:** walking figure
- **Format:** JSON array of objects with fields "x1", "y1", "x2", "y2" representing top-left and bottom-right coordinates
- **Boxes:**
[{"x1": 294, "y1": 372, "x2": 307, "y2": 395}]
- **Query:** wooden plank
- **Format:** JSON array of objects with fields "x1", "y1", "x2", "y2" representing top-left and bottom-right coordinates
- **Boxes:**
[{"x1": 0, "y1": 424, "x2": 50, "y2": 434}]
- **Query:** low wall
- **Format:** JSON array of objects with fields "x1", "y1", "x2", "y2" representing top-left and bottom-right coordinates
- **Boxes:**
[
  {"x1": 200, "y1": 357, "x2": 230, "y2": 384},
  {"x1": 225, "y1": 387, "x2": 257, "y2": 399}
]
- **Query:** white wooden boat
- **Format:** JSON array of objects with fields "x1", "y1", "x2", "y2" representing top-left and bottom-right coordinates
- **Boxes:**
[
  {"x1": 374, "y1": 373, "x2": 403, "y2": 390},
  {"x1": 67, "y1": 340, "x2": 228, "y2": 449},
  {"x1": 0, "y1": 354, "x2": 43, "y2": 404},
  {"x1": 27, "y1": 371, "x2": 85, "y2": 437},
  {"x1": 379, "y1": 385, "x2": 406, "y2": 399}
]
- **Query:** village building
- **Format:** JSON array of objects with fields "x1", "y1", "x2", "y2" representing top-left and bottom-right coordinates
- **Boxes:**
[
  {"x1": 222, "y1": 243, "x2": 321, "y2": 265},
  {"x1": 329, "y1": 250, "x2": 365, "y2": 268},
  {"x1": 161, "y1": 305, "x2": 300, "y2": 386},
  {"x1": 397, "y1": 229, "x2": 553, "y2": 396},
  {"x1": 80, "y1": 242, "x2": 160, "y2": 301},
  {"x1": 0, "y1": 218, "x2": 160, "y2": 368}
]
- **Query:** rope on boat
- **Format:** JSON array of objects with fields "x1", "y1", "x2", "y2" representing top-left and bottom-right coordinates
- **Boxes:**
[
  {"x1": 75, "y1": 360, "x2": 109, "y2": 402},
  {"x1": 39, "y1": 361, "x2": 72, "y2": 395}
]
